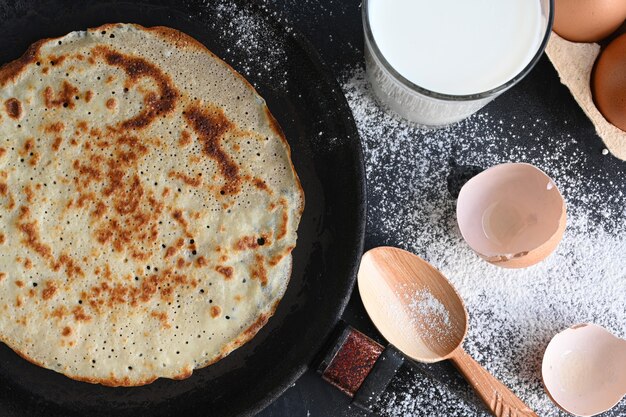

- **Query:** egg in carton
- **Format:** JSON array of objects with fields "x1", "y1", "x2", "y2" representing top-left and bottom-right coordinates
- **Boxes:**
[{"x1": 546, "y1": 0, "x2": 626, "y2": 160}]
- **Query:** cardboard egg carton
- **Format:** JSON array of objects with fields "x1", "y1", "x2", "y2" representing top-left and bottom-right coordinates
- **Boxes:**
[{"x1": 546, "y1": 31, "x2": 626, "y2": 160}]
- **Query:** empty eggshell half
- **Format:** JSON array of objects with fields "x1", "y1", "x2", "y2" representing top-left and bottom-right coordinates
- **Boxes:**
[
  {"x1": 542, "y1": 323, "x2": 626, "y2": 416},
  {"x1": 456, "y1": 163, "x2": 567, "y2": 268}
]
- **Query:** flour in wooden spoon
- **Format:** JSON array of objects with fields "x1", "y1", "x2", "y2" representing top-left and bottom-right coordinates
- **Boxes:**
[
  {"x1": 387, "y1": 285, "x2": 452, "y2": 345},
  {"x1": 342, "y1": 67, "x2": 626, "y2": 417}
]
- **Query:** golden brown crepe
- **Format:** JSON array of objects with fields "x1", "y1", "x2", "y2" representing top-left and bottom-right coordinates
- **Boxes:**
[{"x1": 0, "y1": 23, "x2": 304, "y2": 386}]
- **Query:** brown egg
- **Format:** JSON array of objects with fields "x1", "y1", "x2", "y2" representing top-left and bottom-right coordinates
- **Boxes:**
[
  {"x1": 554, "y1": 0, "x2": 626, "y2": 43},
  {"x1": 593, "y1": 33, "x2": 626, "y2": 132}
]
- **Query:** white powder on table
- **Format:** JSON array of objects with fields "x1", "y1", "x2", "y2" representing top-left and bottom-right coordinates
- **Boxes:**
[
  {"x1": 342, "y1": 67, "x2": 626, "y2": 417},
  {"x1": 199, "y1": 0, "x2": 291, "y2": 87}
]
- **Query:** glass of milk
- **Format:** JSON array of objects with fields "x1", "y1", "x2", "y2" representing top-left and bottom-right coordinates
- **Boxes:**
[{"x1": 363, "y1": 0, "x2": 553, "y2": 127}]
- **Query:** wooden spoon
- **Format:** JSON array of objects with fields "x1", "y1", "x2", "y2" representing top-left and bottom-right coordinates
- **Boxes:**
[{"x1": 357, "y1": 246, "x2": 538, "y2": 417}]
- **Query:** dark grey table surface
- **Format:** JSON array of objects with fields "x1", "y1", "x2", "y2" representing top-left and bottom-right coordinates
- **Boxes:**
[{"x1": 256, "y1": 1, "x2": 626, "y2": 417}]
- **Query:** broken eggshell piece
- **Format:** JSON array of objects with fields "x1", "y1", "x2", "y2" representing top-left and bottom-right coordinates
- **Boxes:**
[
  {"x1": 542, "y1": 323, "x2": 626, "y2": 417},
  {"x1": 456, "y1": 163, "x2": 566, "y2": 268}
]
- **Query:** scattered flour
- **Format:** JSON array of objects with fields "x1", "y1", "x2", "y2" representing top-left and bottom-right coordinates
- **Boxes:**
[
  {"x1": 196, "y1": 0, "x2": 291, "y2": 87},
  {"x1": 342, "y1": 67, "x2": 626, "y2": 416},
  {"x1": 374, "y1": 365, "x2": 483, "y2": 417}
]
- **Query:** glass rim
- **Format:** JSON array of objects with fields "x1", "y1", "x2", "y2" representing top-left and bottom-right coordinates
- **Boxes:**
[{"x1": 362, "y1": 0, "x2": 555, "y2": 102}]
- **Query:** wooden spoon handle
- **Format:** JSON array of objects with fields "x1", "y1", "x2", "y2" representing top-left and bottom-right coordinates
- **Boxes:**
[{"x1": 450, "y1": 348, "x2": 538, "y2": 417}]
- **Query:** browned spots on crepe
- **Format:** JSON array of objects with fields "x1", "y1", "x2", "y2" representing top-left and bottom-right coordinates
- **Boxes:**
[
  {"x1": 0, "y1": 233, "x2": 5, "y2": 244},
  {"x1": 92, "y1": 45, "x2": 178, "y2": 130},
  {"x1": 106, "y1": 98, "x2": 116, "y2": 110},
  {"x1": 168, "y1": 171, "x2": 202, "y2": 187},
  {"x1": 18, "y1": 215, "x2": 53, "y2": 261},
  {"x1": 172, "y1": 209, "x2": 189, "y2": 231},
  {"x1": 53, "y1": 254, "x2": 84, "y2": 279},
  {"x1": 73, "y1": 159, "x2": 103, "y2": 187},
  {"x1": 195, "y1": 256, "x2": 208, "y2": 267},
  {"x1": 6, "y1": 193, "x2": 14, "y2": 210},
  {"x1": 50, "y1": 306, "x2": 68, "y2": 319},
  {"x1": 215, "y1": 266, "x2": 233, "y2": 280},
  {"x1": 252, "y1": 178, "x2": 272, "y2": 194},
  {"x1": 92, "y1": 201, "x2": 107, "y2": 218},
  {"x1": 251, "y1": 254, "x2": 268, "y2": 286},
  {"x1": 67, "y1": 133, "x2": 164, "y2": 259},
  {"x1": 234, "y1": 235, "x2": 264, "y2": 251},
  {"x1": 15, "y1": 280, "x2": 24, "y2": 288},
  {"x1": 20, "y1": 138, "x2": 34, "y2": 156},
  {"x1": 44, "y1": 80, "x2": 79, "y2": 109},
  {"x1": 23, "y1": 184, "x2": 34, "y2": 203},
  {"x1": 42, "y1": 281, "x2": 57, "y2": 300},
  {"x1": 23, "y1": 258, "x2": 33, "y2": 270},
  {"x1": 276, "y1": 198, "x2": 289, "y2": 240},
  {"x1": 172, "y1": 366, "x2": 193, "y2": 381},
  {"x1": 268, "y1": 247, "x2": 293, "y2": 267},
  {"x1": 178, "y1": 130, "x2": 192, "y2": 146},
  {"x1": 164, "y1": 238, "x2": 184, "y2": 259},
  {"x1": 241, "y1": 311, "x2": 272, "y2": 341},
  {"x1": 210, "y1": 306, "x2": 221, "y2": 318},
  {"x1": 28, "y1": 152, "x2": 39, "y2": 167},
  {"x1": 184, "y1": 105, "x2": 241, "y2": 195},
  {"x1": 48, "y1": 54, "x2": 67, "y2": 67},
  {"x1": 72, "y1": 306, "x2": 91, "y2": 322},
  {"x1": 0, "y1": 272, "x2": 5, "y2": 281},
  {"x1": 45, "y1": 122, "x2": 65, "y2": 133},
  {"x1": 84, "y1": 268, "x2": 190, "y2": 308},
  {"x1": 4, "y1": 98, "x2": 22, "y2": 119},
  {"x1": 0, "y1": 39, "x2": 44, "y2": 87},
  {"x1": 73, "y1": 191, "x2": 95, "y2": 209},
  {"x1": 62, "y1": 326, "x2": 72, "y2": 337},
  {"x1": 85, "y1": 90, "x2": 94, "y2": 103},
  {"x1": 0, "y1": 148, "x2": 5, "y2": 158},
  {"x1": 52, "y1": 137, "x2": 63, "y2": 151},
  {"x1": 150, "y1": 311, "x2": 171, "y2": 329}
]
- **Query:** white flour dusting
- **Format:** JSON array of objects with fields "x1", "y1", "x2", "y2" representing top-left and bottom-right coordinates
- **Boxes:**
[
  {"x1": 342, "y1": 67, "x2": 626, "y2": 416},
  {"x1": 407, "y1": 289, "x2": 450, "y2": 329},
  {"x1": 201, "y1": 0, "x2": 291, "y2": 87},
  {"x1": 387, "y1": 286, "x2": 452, "y2": 344},
  {"x1": 375, "y1": 372, "x2": 482, "y2": 417}
]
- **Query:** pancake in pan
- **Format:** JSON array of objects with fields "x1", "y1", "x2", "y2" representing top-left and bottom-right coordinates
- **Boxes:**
[{"x1": 0, "y1": 23, "x2": 304, "y2": 386}]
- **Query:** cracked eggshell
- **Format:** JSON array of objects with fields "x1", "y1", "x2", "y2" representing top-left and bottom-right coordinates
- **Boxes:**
[
  {"x1": 542, "y1": 323, "x2": 626, "y2": 417},
  {"x1": 456, "y1": 163, "x2": 567, "y2": 269}
]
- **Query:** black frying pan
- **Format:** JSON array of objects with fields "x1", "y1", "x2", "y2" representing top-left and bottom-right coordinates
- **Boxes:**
[{"x1": 0, "y1": 1, "x2": 366, "y2": 416}]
